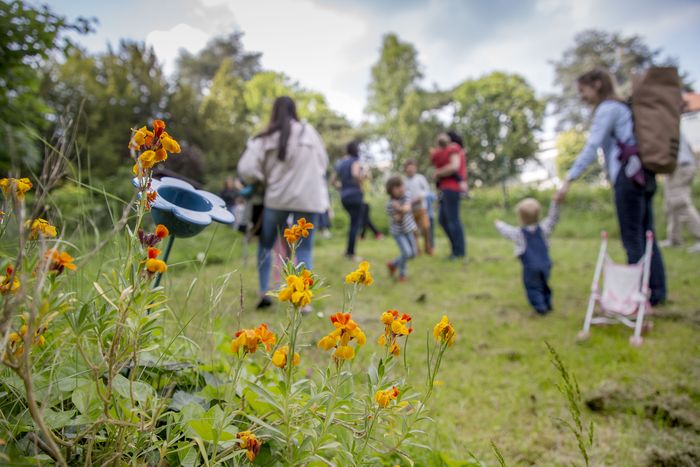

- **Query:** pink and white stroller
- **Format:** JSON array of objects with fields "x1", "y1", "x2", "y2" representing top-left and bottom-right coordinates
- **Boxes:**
[{"x1": 578, "y1": 231, "x2": 654, "y2": 346}]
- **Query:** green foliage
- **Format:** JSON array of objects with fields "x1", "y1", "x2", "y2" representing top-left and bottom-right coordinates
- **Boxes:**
[
  {"x1": 366, "y1": 33, "x2": 423, "y2": 119},
  {"x1": 546, "y1": 342, "x2": 594, "y2": 467},
  {"x1": 0, "y1": 0, "x2": 93, "y2": 172},
  {"x1": 452, "y1": 72, "x2": 544, "y2": 187},
  {"x1": 550, "y1": 29, "x2": 693, "y2": 130},
  {"x1": 555, "y1": 129, "x2": 602, "y2": 182}
]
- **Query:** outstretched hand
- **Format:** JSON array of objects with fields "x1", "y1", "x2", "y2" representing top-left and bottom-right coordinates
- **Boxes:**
[{"x1": 554, "y1": 181, "x2": 571, "y2": 203}]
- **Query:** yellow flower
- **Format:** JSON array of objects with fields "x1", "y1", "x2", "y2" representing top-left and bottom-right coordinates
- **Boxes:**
[
  {"x1": 154, "y1": 148, "x2": 168, "y2": 163},
  {"x1": 283, "y1": 218, "x2": 314, "y2": 245},
  {"x1": 0, "y1": 177, "x2": 32, "y2": 200},
  {"x1": 146, "y1": 258, "x2": 167, "y2": 273},
  {"x1": 374, "y1": 386, "x2": 400, "y2": 408},
  {"x1": 271, "y1": 345, "x2": 300, "y2": 368},
  {"x1": 278, "y1": 273, "x2": 313, "y2": 307},
  {"x1": 334, "y1": 345, "x2": 355, "y2": 360},
  {"x1": 230, "y1": 324, "x2": 277, "y2": 355},
  {"x1": 26, "y1": 218, "x2": 57, "y2": 239},
  {"x1": 129, "y1": 126, "x2": 153, "y2": 150},
  {"x1": 389, "y1": 341, "x2": 400, "y2": 356},
  {"x1": 317, "y1": 334, "x2": 337, "y2": 351},
  {"x1": 160, "y1": 131, "x2": 181, "y2": 153},
  {"x1": 236, "y1": 431, "x2": 262, "y2": 462},
  {"x1": 345, "y1": 261, "x2": 373, "y2": 286},
  {"x1": 0, "y1": 266, "x2": 20, "y2": 294},
  {"x1": 433, "y1": 315, "x2": 456, "y2": 346}
]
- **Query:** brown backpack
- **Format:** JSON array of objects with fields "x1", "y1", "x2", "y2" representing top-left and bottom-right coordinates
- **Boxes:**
[{"x1": 631, "y1": 67, "x2": 683, "y2": 174}]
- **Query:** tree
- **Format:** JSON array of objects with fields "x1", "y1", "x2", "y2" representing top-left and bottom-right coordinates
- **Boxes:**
[
  {"x1": 198, "y1": 58, "x2": 250, "y2": 177},
  {"x1": 366, "y1": 33, "x2": 423, "y2": 120},
  {"x1": 365, "y1": 34, "x2": 425, "y2": 167},
  {"x1": 555, "y1": 129, "x2": 602, "y2": 182},
  {"x1": 550, "y1": 29, "x2": 692, "y2": 130},
  {"x1": 176, "y1": 32, "x2": 261, "y2": 94},
  {"x1": 451, "y1": 72, "x2": 544, "y2": 200},
  {"x1": 42, "y1": 41, "x2": 168, "y2": 178},
  {"x1": 0, "y1": 0, "x2": 93, "y2": 172}
]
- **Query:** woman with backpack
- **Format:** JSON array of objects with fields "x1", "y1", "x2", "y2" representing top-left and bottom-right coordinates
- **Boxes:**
[
  {"x1": 238, "y1": 96, "x2": 330, "y2": 309},
  {"x1": 555, "y1": 68, "x2": 667, "y2": 306}
]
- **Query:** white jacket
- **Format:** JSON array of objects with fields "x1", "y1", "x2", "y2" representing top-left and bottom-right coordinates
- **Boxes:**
[{"x1": 238, "y1": 120, "x2": 330, "y2": 213}]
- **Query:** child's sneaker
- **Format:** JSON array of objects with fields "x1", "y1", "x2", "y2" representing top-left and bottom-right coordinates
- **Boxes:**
[
  {"x1": 397, "y1": 276, "x2": 408, "y2": 283},
  {"x1": 374, "y1": 233, "x2": 384, "y2": 240},
  {"x1": 386, "y1": 262, "x2": 397, "y2": 278}
]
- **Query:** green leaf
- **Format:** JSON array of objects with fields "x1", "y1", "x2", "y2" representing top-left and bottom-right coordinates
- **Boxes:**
[
  {"x1": 43, "y1": 408, "x2": 77, "y2": 429},
  {"x1": 71, "y1": 383, "x2": 102, "y2": 421},
  {"x1": 112, "y1": 374, "x2": 155, "y2": 403}
]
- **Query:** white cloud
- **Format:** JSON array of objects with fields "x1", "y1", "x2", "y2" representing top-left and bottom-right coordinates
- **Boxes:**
[{"x1": 145, "y1": 23, "x2": 211, "y2": 76}]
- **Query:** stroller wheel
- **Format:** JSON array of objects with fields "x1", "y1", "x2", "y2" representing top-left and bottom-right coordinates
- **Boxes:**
[
  {"x1": 576, "y1": 330, "x2": 590, "y2": 342},
  {"x1": 629, "y1": 335, "x2": 644, "y2": 346}
]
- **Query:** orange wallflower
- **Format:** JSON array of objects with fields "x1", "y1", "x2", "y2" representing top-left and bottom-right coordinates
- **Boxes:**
[
  {"x1": 378, "y1": 310, "x2": 413, "y2": 357},
  {"x1": 345, "y1": 261, "x2": 373, "y2": 286},
  {"x1": 0, "y1": 266, "x2": 20, "y2": 294},
  {"x1": 278, "y1": 272, "x2": 313, "y2": 307},
  {"x1": 433, "y1": 315, "x2": 456, "y2": 346},
  {"x1": 46, "y1": 249, "x2": 77, "y2": 274},
  {"x1": 145, "y1": 247, "x2": 167, "y2": 274},
  {"x1": 236, "y1": 431, "x2": 262, "y2": 462},
  {"x1": 282, "y1": 218, "x2": 314, "y2": 245},
  {"x1": 26, "y1": 218, "x2": 57, "y2": 239},
  {"x1": 155, "y1": 224, "x2": 169, "y2": 239},
  {"x1": 271, "y1": 345, "x2": 300, "y2": 368},
  {"x1": 374, "y1": 386, "x2": 400, "y2": 408},
  {"x1": 317, "y1": 312, "x2": 366, "y2": 361},
  {"x1": 0, "y1": 177, "x2": 32, "y2": 200},
  {"x1": 230, "y1": 324, "x2": 277, "y2": 355}
]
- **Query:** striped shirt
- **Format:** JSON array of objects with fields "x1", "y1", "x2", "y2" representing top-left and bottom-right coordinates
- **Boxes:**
[{"x1": 386, "y1": 195, "x2": 418, "y2": 235}]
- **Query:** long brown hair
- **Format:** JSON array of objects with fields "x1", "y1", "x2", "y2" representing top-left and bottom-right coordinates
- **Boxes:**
[
  {"x1": 577, "y1": 68, "x2": 621, "y2": 105},
  {"x1": 256, "y1": 96, "x2": 299, "y2": 161}
]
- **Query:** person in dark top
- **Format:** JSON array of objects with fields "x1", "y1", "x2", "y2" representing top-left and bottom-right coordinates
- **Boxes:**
[
  {"x1": 334, "y1": 140, "x2": 365, "y2": 259},
  {"x1": 494, "y1": 198, "x2": 561, "y2": 315}
]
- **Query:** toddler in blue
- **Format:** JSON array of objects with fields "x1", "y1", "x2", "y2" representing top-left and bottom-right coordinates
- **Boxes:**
[{"x1": 495, "y1": 198, "x2": 560, "y2": 314}]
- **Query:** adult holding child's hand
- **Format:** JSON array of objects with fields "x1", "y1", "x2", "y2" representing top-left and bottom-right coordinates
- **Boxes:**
[{"x1": 556, "y1": 68, "x2": 666, "y2": 306}]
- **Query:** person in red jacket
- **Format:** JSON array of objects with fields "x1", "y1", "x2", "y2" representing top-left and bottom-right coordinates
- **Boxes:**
[{"x1": 430, "y1": 132, "x2": 467, "y2": 259}]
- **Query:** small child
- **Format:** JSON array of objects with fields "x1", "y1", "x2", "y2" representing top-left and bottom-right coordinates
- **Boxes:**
[
  {"x1": 494, "y1": 198, "x2": 560, "y2": 315},
  {"x1": 385, "y1": 176, "x2": 418, "y2": 281}
]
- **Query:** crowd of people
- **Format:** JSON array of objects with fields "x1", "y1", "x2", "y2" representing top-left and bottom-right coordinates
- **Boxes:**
[{"x1": 219, "y1": 66, "x2": 698, "y2": 316}]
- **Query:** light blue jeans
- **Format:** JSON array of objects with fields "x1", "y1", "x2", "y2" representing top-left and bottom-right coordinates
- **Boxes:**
[
  {"x1": 391, "y1": 232, "x2": 417, "y2": 277},
  {"x1": 258, "y1": 208, "x2": 318, "y2": 294}
]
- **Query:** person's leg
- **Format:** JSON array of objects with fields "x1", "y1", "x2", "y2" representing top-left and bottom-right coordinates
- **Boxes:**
[
  {"x1": 392, "y1": 234, "x2": 411, "y2": 277},
  {"x1": 438, "y1": 191, "x2": 454, "y2": 254},
  {"x1": 359, "y1": 203, "x2": 369, "y2": 239},
  {"x1": 543, "y1": 269, "x2": 552, "y2": 311},
  {"x1": 642, "y1": 174, "x2": 666, "y2": 304},
  {"x1": 615, "y1": 172, "x2": 666, "y2": 305},
  {"x1": 676, "y1": 166, "x2": 700, "y2": 241},
  {"x1": 342, "y1": 198, "x2": 362, "y2": 256},
  {"x1": 257, "y1": 208, "x2": 289, "y2": 295},
  {"x1": 364, "y1": 204, "x2": 380, "y2": 236},
  {"x1": 292, "y1": 212, "x2": 319, "y2": 270},
  {"x1": 443, "y1": 190, "x2": 465, "y2": 257},
  {"x1": 664, "y1": 170, "x2": 684, "y2": 245},
  {"x1": 522, "y1": 267, "x2": 549, "y2": 314}
]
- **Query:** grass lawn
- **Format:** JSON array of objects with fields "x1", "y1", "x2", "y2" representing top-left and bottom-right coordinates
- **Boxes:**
[{"x1": 151, "y1": 221, "x2": 700, "y2": 466}]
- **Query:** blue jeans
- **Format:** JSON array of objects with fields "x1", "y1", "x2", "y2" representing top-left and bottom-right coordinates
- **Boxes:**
[
  {"x1": 258, "y1": 208, "x2": 318, "y2": 294},
  {"x1": 614, "y1": 170, "x2": 666, "y2": 305},
  {"x1": 391, "y1": 232, "x2": 417, "y2": 277},
  {"x1": 341, "y1": 195, "x2": 363, "y2": 256},
  {"x1": 438, "y1": 189, "x2": 466, "y2": 257},
  {"x1": 522, "y1": 267, "x2": 552, "y2": 314}
]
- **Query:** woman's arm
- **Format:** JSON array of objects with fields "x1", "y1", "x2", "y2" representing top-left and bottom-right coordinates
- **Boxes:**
[
  {"x1": 433, "y1": 153, "x2": 460, "y2": 178},
  {"x1": 237, "y1": 138, "x2": 264, "y2": 184},
  {"x1": 555, "y1": 103, "x2": 616, "y2": 202}
]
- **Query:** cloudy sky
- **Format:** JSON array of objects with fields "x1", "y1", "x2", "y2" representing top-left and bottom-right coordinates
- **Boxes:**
[{"x1": 57, "y1": 0, "x2": 700, "y2": 123}]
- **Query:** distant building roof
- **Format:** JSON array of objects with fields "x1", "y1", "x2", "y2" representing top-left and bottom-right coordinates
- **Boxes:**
[{"x1": 683, "y1": 92, "x2": 700, "y2": 113}]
